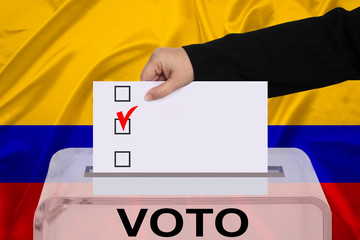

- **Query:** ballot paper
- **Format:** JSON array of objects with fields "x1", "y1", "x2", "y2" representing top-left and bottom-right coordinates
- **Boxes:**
[{"x1": 93, "y1": 81, "x2": 267, "y2": 174}]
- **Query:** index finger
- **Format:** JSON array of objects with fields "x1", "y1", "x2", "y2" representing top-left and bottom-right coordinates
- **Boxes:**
[{"x1": 140, "y1": 60, "x2": 157, "y2": 81}]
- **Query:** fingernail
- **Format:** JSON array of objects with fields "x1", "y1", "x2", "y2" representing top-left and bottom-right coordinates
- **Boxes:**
[{"x1": 145, "y1": 94, "x2": 153, "y2": 101}]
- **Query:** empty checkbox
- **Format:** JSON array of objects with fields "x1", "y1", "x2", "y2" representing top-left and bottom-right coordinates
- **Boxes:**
[
  {"x1": 114, "y1": 86, "x2": 131, "y2": 102},
  {"x1": 114, "y1": 118, "x2": 131, "y2": 134},
  {"x1": 114, "y1": 151, "x2": 131, "y2": 167}
]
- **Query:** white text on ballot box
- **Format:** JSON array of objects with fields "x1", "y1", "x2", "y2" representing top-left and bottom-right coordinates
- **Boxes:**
[{"x1": 93, "y1": 81, "x2": 268, "y2": 195}]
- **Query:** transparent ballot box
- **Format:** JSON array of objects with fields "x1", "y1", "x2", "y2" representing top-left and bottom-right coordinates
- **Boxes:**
[{"x1": 34, "y1": 148, "x2": 331, "y2": 239}]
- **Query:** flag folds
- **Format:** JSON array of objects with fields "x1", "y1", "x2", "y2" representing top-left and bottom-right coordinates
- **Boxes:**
[{"x1": 0, "y1": 0, "x2": 359, "y2": 239}]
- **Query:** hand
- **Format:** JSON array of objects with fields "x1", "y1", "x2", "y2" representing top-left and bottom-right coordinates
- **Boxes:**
[{"x1": 140, "y1": 47, "x2": 194, "y2": 101}]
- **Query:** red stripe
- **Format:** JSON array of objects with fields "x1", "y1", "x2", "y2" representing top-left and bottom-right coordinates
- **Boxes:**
[
  {"x1": 0, "y1": 183, "x2": 43, "y2": 240},
  {"x1": 321, "y1": 183, "x2": 360, "y2": 239},
  {"x1": 0, "y1": 183, "x2": 359, "y2": 239}
]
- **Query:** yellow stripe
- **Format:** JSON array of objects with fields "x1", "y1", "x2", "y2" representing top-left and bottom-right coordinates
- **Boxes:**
[
  {"x1": 0, "y1": 0, "x2": 359, "y2": 125},
  {"x1": 268, "y1": 81, "x2": 360, "y2": 125}
]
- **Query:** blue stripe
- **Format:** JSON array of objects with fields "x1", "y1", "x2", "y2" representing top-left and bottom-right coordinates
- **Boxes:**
[
  {"x1": 0, "y1": 125, "x2": 359, "y2": 182},
  {"x1": 0, "y1": 126, "x2": 92, "y2": 183},
  {"x1": 268, "y1": 125, "x2": 360, "y2": 183}
]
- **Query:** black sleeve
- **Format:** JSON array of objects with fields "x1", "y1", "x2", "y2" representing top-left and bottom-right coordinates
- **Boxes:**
[{"x1": 183, "y1": 7, "x2": 360, "y2": 98}]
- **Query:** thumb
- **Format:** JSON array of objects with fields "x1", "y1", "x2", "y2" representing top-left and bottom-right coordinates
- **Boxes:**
[{"x1": 145, "y1": 79, "x2": 179, "y2": 101}]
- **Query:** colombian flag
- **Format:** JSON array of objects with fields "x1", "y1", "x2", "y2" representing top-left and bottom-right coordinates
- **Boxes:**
[{"x1": 0, "y1": 0, "x2": 359, "y2": 239}]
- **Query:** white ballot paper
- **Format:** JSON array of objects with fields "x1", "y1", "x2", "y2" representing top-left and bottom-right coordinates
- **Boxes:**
[{"x1": 93, "y1": 81, "x2": 268, "y2": 195}]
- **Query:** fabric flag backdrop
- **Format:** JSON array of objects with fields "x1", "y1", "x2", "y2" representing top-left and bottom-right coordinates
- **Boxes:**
[{"x1": 0, "y1": 0, "x2": 359, "y2": 239}]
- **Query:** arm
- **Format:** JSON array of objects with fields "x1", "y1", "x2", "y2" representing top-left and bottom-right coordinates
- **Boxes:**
[
  {"x1": 184, "y1": 7, "x2": 360, "y2": 98},
  {"x1": 142, "y1": 7, "x2": 360, "y2": 100}
]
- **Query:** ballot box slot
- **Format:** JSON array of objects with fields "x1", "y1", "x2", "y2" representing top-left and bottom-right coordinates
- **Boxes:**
[{"x1": 84, "y1": 166, "x2": 284, "y2": 178}]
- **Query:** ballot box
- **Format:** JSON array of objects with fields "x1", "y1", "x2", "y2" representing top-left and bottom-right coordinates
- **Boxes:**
[{"x1": 34, "y1": 148, "x2": 331, "y2": 240}]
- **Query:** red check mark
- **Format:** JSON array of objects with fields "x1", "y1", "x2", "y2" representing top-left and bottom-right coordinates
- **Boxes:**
[{"x1": 117, "y1": 106, "x2": 138, "y2": 131}]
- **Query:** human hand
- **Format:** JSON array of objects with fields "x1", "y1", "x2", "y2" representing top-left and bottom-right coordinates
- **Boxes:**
[{"x1": 140, "y1": 47, "x2": 194, "y2": 101}]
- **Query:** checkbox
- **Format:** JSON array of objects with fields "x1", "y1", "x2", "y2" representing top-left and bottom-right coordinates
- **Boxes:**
[
  {"x1": 114, "y1": 86, "x2": 131, "y2": 102},
  {"x1": 114, "y1": 118, "x2": 131, "y2": 134},
  {"x1": 114, "y1": 151, "x2": 131, "y2": 167}
]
